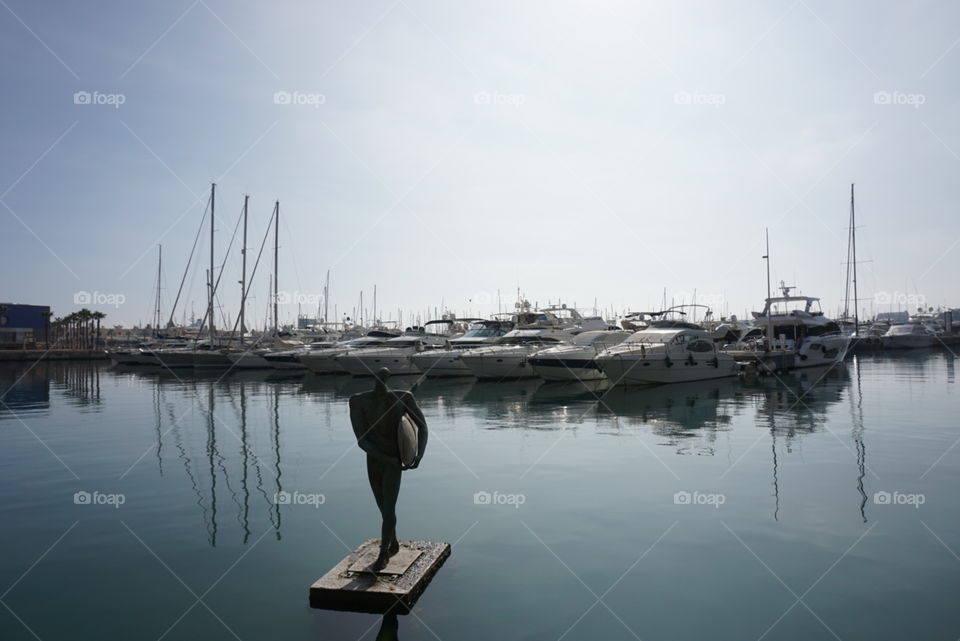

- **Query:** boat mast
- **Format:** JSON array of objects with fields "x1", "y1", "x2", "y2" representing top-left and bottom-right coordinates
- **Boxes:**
[
  {"x1": 154, "y1": 244, "x2": 162, "y2": 337},
  {"x1": 208, "y1": 183, "x2": 216, "y2": 344},
  {"x1": 240, "y1": 195, "x2": 248, "y2": 346},
  {"x1": 851, "y1": 183, "x2": 859, "y2": 337},
  {"x1": 323, "y1": 270, "x2": 330, "y2": 326},
  {"x1": 273, "y1": 200, "x2": 279, "y2": 337},
  {"x1": 763, "y1": 228, "x2": 773, "y2": 345}
]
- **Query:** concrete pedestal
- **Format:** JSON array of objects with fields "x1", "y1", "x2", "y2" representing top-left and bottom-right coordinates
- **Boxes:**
[{"x1": 309, "y1": 539, "x2": 450, "y2": 614}]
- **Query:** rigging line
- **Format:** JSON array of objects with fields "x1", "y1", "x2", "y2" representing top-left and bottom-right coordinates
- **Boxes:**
[
  {"x1": 279, "y1": 211, "x2": 305, "y2": 301},
  {"x1": 229, "y1": 206, "x2": 276, "y2": 338},
  {"x1": 166, "y1": 193, "x2": 211, "y2": 327}
]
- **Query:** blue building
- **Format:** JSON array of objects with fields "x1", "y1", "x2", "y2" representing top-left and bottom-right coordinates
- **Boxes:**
[{"x1": 0, "y1": 303, "x2": 51, "y2": 345}]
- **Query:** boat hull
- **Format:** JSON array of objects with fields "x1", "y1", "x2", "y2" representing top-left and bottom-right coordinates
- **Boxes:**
[
  {"x1": 460, "y1": 353, "x2": 538, "y2": 380},
  {"x1": 226, "y1": 352, "x2": 272, "y2": 369},
  {"x1": 529, "y1": 357, "x2": 606, "y2": 381},
  {"x1": 337, "y1": 353, "x2": 420, "y2": 376},
  {"x1": 192, "y1": 351, "x2": 233, "y2": 368},
  {"x1": 263, "y1": 354, "x2": 307, "y2": 370},
  {"x1": 151, "y1": 350, "x2": 197, "y2": 368},
  {"x1": 881, "y1": 335, "x2": 936, "y2": 349},
  {"x1": 410, "y1": 351, "x2": 474, "y2": 377},
  {"x1": 108, "y1": 350, "x2": 157, "y2": 366},
  {"x1": 298, "y1": 352, "x2": 347, "y2": 374},
  {"x1": 597, "y1": 353, "x2": 740, "y2": 385}
]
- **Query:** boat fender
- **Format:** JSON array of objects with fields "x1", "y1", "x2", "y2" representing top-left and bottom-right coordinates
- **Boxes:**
[
  {"x1": 686, "y1": 354, "x2": 695, "y2": 366},
  {"x1": 799, "y1": 354, "x2": 807, "y2": 361},
  {"x1": 664, "y1": 354, "x2": 673, "y2": 368},
  {"x1": 708, "y1": 356, "x2": 719, "y2": 368}
]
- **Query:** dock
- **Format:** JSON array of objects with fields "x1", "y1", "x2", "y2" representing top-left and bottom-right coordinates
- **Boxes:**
[
  {"x1": 0, "y1": 349, "x2": 109, "y2": 363},
  {"x1": 726, "y1": 349, "x2": 797, "y2": 373},
  {"x1": 309, "y1": 539, "x2": 451, "y2": 614}
]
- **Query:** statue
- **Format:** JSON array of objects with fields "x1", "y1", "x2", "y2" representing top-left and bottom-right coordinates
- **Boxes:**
[{"x1": 349, "y1": 368, "x2": 428, "y2": 571}]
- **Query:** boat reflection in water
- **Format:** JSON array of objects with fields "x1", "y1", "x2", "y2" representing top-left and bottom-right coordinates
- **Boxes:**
[
  {"x1": 60, "y1": 355, "x2": 875, "y2": 544},
  {"x1": 144, "y1": 371, "x2": 288, "y2": 547},
  {"x1": 598, "y1": 378, "x2": 740, "y2": 455}
]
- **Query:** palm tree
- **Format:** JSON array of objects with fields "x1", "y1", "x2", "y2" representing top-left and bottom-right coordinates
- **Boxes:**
[
  {"x1": 76, "y1": 309, "x2": 92, "y2": 349},
  {"x1": 91, "y1": 311, "x2": 106, "y2": 349}
]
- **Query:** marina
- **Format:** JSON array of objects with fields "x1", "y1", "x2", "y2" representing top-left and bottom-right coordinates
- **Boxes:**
[
  {"x1": 3, "y1": 2, "x2": 960, "y2": 639},
  {"x1": 1, "y1": 351, "x2": 958, "y2": 639}
]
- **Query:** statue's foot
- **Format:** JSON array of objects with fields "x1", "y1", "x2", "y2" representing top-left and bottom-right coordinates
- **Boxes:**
[
  {"x1": 389, "y1": 538, "x2": 400, "y2": 555},
  {"x1": 370, "y1": 546, "x2": 395, "y2": 572}
]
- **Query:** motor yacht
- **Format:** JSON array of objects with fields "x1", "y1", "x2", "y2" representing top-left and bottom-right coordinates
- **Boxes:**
[
  {"x1": 723, "y1": 284, "x2": 851, "y2": 370},
  {"x1": 459, "y1": 328, "x2": 575, "y2": 380},
  {"x1": 336, "y1": 321, "x2": 463, "y2": 376},
  {"x1": 262, "y1": 339, "x2": 338, "y2": 370},
  {"x1": 529, "y1": 330, "x2": 632, "y2": 381},
  {"x1": 596, "y1": 320, "x2": 740, "y2": 385},
  {"x1": 880, "y1": 322, "x2": 938, "y2": 349},
  {"x1": 298, "y1": 330, "x2": 401, "y2": 374},
  {"x1": 409, "y1": 319, "x2": 514, "y2": 377}
]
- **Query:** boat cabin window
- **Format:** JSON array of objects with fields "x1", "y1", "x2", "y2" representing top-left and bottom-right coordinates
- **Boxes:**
[
  {"x1": 686, "y1": 340, "x2": 713, "y2": 353},
  {"x1": 386, "y1": 339, "x2": 422, "y2": 348}
]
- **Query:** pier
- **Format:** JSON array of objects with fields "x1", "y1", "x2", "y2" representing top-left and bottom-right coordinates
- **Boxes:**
[{"x1": 0, "y1": 349, "x2": 109, "y2": 362}]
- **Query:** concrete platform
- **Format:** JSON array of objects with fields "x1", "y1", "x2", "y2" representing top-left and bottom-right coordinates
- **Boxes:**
[{"x1": 309, "y1": 539, "x2": 451, "y2": 614}]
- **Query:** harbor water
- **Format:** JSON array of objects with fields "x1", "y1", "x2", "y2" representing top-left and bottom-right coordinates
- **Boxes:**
[{"x1": 1, "y1": 352, "x2": 959, "y2": 640}]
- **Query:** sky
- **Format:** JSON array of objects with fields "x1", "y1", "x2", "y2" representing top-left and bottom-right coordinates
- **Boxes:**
[{"x1": 1, "y1": 0, "x2": 958, "y2": 329}]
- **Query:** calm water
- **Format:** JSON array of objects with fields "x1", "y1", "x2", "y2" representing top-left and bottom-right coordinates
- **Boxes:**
[{"x1": 1, "y1": 353, "x2": 958, "y2": 640}]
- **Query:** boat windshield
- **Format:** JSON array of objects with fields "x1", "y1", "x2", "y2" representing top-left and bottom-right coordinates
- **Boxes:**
[
  {"x1": 502, "y1": 336, "x2": 559, "y2": 345},
  {"x1": 461, "y1": 328, "x2": 504, "y2": 338}
]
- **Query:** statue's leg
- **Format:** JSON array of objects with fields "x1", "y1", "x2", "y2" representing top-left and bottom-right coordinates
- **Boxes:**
[
  {"x1": 380, "y1": 463, "x2": 401, "y2": 554},
  {"x1": 366, "y1": 454, "x2": 385, "y2": 512},
  {"x1": 371, "y1": 462, "x2": 401, "y2": 570}
]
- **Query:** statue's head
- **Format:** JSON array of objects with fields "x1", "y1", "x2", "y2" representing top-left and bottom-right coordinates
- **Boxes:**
[{"x1": 374, "y1": 367, "x2": 391, "y2": 389}]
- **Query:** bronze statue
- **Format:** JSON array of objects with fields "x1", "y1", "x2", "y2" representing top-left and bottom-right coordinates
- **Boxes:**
[{"x1": 349, "y1": 368, "x2": 428, "y2": 571}]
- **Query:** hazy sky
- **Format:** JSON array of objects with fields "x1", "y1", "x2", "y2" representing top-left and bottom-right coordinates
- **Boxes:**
[{"x1": 2, "y1": 0, "x2": 958, "y2": 328}]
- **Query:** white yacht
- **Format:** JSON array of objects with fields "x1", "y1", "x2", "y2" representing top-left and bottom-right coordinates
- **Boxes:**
[
  {"x1": 298, "y1": 330, "x2": 400, "y2": 374},
  {"x1": 529, "y1": 330, "x2": 632, "y2": 381},
  {"x1": 457, "y1": 304, "x2": 600, "y2": 380},
  {"x1": 336, "y1": 321, "x2": 462, "y2": 376},
  {"x1": 724, "y1": 284, "x2": 851, "y2": 370},
  {"x1": 596, "y1": 320, "x2": 739, "y2": 385},
  {"x1": 409, "y1": 320, "x2": 514, "y2": 377},
  {"x1": 263, "y1": 339, "x2": 338, "y2": 370},
  {"x1": 459, "y1": 328, "x2": 575, "y2": 380},
  {"x1": 880, "y1": 322, "x2": 938, "y2": 349}
]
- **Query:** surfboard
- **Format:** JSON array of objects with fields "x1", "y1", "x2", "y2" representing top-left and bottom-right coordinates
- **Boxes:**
[{"x1": 398, "y1": 413, "x2": 418, "y2": 468}]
